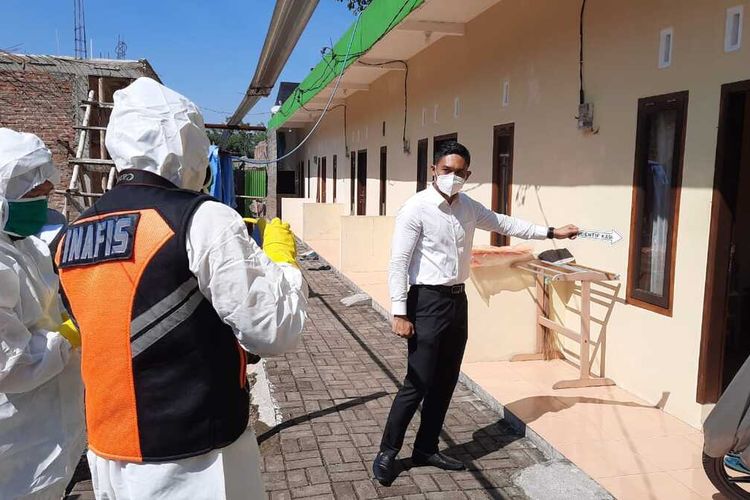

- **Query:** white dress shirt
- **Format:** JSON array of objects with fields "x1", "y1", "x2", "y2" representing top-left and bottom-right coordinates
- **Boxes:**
[
  {"x1": 88, "y1": 200, "x2": 307, "y2": 500},
  {"x1": 389, "y1": 185, "x2": 548, "y2": 315}
]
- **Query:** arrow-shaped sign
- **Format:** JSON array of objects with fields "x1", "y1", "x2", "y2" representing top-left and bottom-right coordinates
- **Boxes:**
[{"x1": 577, "y1": 229, "x2": 623, "y2": 245}]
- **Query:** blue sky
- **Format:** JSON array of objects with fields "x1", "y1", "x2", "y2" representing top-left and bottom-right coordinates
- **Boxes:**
[{"x1": 1, "y1": 1, "x2": 356, "y2": 124}]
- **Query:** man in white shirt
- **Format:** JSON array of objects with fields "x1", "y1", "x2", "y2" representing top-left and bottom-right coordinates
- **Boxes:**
[{"x1": 373, "y1": 141, "x2": 578, "y2": 484}]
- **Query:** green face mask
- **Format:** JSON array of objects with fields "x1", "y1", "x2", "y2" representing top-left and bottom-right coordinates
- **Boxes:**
[{"x1": 3, "y1": 196, "x2": 49, "y2": 237}]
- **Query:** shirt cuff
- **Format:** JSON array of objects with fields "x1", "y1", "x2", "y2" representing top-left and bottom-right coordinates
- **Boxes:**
[
  {"x1": 532, "y1": 225, "x2": 549, "y2": 240},
  {"x1": 391, "y1": 301, "x2": 407, "y2": 316}
]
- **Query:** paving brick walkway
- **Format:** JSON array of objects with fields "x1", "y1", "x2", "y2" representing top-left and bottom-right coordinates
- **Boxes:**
[
  {"x1": 256, "y1": 252, "x2": 550, "y2": 500},
  {"x1": 64, "y1": 246, "x2": 567, "y2": 500}
]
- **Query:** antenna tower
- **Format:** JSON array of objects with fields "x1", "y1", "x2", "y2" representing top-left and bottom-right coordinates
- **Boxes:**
[
  {"x1": 115, "y1": 35, "x2": 127, "y2": 59},
  {"x1": 74, "y1": 0, "x2": 88, "y2": 59}
]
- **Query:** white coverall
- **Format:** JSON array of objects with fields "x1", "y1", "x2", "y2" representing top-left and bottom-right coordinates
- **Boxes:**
[
  {"x1": 86, "y1": 77, "x2": 308, "y2": 499},
  {"x1": 0, "y1": 128, "x2": 86, "y2": 499}
]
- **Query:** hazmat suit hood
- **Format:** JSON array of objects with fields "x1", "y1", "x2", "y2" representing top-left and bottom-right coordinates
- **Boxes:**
[
  {"x1": 0, "y1": 128, "x2": 59, "y2": 232},
  {"x1": 105, "y1": 77, "x2": 210, "y2": 191}
]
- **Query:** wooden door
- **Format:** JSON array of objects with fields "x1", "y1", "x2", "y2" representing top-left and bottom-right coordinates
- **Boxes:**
[
  {"x1": 350, "y1": 152, "x2": 356, "y2": 215},
  {"x1": 698, "y1": 81, "x2": 750, "y2": 402},
  {"x1": 416, "y1": 138, "x2": 428, "y2": 191},
  {"x1": 332, "y1": 155, "x2": 337, "y2": 203},
  {"x1": 379, "y1": 146, "x2": 387, "y2": 215},
  {"x1": 320, "y1": 156, "x2": 327, "y2": 203},
  {"x1": 357, "y1": 149, "x2": 367, "y2": 215}
]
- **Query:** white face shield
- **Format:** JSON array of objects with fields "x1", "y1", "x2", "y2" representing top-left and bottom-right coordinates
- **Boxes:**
[
  {"x1": 105, "y1": 77, "x2": 210, "y2": 191},
  {"x1": 0, "y1": 128, "x2": 60, "y2": 229}
]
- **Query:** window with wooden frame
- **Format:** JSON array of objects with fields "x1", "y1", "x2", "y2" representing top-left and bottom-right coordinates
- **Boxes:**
[
  {"x1": 627, "y1": 91, "x2": 688, "y2": 315},
  {"x1": 433, "y1": 132, "x2": 458, "y2": 154},
  {"x1": 491, "y1": 124, "x2": 514, "y2": 247}
]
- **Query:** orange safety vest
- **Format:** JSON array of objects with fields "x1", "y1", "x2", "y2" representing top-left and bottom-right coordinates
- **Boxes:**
[{"x1": 57, "y1": 169, "x2": 249, "y2": 463}]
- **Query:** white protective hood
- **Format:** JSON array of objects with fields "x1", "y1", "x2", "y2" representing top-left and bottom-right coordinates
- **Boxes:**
[
  {"x1": 105, "y1": 77, "x2": 210, "y2": 191},
  {"x1": 0, "y1": 128, "x2": 59, "y2": 230}
]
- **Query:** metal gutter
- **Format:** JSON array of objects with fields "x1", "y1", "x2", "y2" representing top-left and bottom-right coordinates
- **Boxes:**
[{"x1": 227, "y1": 0, "x2": 319, "y2": 126}]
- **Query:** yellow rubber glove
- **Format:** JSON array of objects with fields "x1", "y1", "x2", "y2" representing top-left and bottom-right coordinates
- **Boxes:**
[
  {"x1": 58, "y1": 319, "x2": 81, "y2": 348},
  {"x1": 262, "y1": 218, "x2": 297, "y2": 266}
]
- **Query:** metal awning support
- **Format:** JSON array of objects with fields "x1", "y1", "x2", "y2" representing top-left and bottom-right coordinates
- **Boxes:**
[
  {"x1": 226, "y1": 0, "x2": 319, "y2": 126},
  {"x1": 204, "y1": 123, "x2": 267, "y2": 132}
]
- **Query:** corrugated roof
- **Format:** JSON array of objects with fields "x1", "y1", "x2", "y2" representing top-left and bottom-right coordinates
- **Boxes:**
[{"x1": 0, "y1": 53, "x2": 161, "y2": 81}]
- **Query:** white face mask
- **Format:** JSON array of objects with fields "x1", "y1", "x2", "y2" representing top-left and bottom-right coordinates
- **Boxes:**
[{"x1": 435, "y1": 173, "x2": 465, "y2": 197}]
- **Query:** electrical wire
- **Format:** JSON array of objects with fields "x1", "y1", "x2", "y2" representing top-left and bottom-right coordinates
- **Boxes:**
[
  {"x1": 300, "y1": 101, "x2": 349, "y2": 156},
  {"x1": 355, "y1": 59, "x2": 408, "y2": 149},
  {"x1": 239, "y1": 11, "x2": 363, "y2": 165},
  {"x1": 579, "y1": 0, "x2": 586, "y2": 105}
]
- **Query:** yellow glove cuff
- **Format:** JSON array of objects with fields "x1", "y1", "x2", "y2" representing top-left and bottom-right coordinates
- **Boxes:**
[{"x1": 59, "y1": 319, "x2": 81, "y2": 348}]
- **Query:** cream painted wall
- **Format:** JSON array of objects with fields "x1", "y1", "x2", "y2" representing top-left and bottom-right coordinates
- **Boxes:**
[
  {"x1": 285, "y1": 0, "x2": 750, "y2": 428},
  {"x1": 280, "y1": 198, "x2": 313, "y2": 237},
  {"x1": 302, "y1": 203, "x2": 349, "y2": 267},
  {"x1": 340, "y1": 216, "x2": 395, "y2": 273}
]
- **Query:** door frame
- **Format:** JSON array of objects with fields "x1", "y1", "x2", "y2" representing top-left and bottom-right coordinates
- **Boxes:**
[
  {"x1": 697, "y1": 80, "x2": 750, "y2": 403},
  {"x1": 492, "y1": 123, "x2": 515, "y2": 247}
]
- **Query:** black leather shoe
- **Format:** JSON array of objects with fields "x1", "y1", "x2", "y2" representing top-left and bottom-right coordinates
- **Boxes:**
[
  {"x1": 372, "y1": 451, "x2": 397, "y2": 485},
  {"x1": 412, "y1": 451, "x2": 466, "y2": 471}
]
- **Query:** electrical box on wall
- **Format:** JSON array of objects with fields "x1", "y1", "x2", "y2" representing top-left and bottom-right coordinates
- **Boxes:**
[{"x1": 577, "y1": 102, "x2": 594, "y2": 130}]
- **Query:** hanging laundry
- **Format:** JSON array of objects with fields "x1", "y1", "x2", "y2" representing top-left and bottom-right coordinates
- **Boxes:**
[{"x1": 207, "y1": 145, "x2": 237, "y2": 209}]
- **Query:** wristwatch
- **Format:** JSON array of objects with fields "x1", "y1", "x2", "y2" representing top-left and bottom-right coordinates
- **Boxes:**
[{"x1": 547, "y1": 227, "x2": 555, "y2": 239}]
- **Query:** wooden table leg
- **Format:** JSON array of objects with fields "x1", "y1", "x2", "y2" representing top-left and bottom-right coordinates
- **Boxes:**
[
  {"x1": 580, "y1": 281, "x2": 591, "y2": 380},
  {"x1": 511, "y1": 274, "x2": 547, "y2": 362}
]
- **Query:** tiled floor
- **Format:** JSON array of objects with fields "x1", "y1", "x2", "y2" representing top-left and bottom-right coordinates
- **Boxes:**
[{"x1": 462, "y1": 360, "x2": 728, "y2": 500}]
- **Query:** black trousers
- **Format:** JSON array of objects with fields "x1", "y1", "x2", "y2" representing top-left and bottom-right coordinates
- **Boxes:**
[{"x1": 380, "y1": 286, "x2": 468, "y2": 455}]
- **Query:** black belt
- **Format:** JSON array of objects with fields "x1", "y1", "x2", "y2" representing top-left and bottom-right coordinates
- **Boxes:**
[{"x1": 414, "y1": 284, "x2": 465, "y2": 295}]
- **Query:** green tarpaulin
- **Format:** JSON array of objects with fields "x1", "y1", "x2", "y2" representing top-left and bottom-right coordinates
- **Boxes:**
[{"x1": 268, "y1": 0, "x2": 424, "y2": 130}]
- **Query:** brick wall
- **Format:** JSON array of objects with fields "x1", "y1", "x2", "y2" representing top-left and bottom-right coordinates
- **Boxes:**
[{"x1": 0, "y1": 70, "x2": 81, "y2": 211}]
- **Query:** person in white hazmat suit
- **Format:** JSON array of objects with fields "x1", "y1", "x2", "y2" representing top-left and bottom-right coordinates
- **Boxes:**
[
  {"x1": 55, "y1": 77, "x2": 307, "y2": 499},
  {"x1": 0, "y1": 128, "x2": 86, "y2": 499}
]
